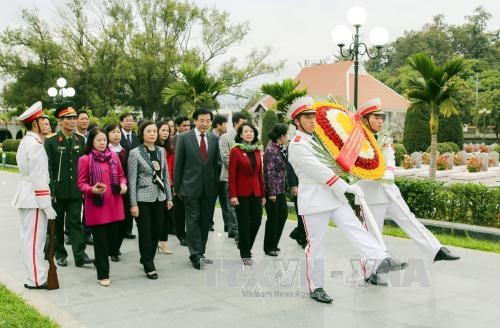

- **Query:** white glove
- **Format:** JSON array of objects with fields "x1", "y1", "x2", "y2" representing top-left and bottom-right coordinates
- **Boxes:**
[
  {"x1": 43, "y1": 206, "x2": 57, "y2": 220},
  {"x1": 346, "y1": 184, "x2": 365, "y2": 198}
]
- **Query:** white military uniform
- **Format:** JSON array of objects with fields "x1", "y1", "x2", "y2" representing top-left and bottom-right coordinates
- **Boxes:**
[
  {"x1": 355, "y1": 137, "x2": 441, "y2": 260},
  {"x1": 288, "y1": 130, "x2": 388, "y2": 292},
  {"x1": 11, "y1": 102, "x2": 55, "y2": 287}
]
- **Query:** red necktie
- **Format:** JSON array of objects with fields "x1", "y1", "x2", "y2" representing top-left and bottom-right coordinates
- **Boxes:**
[{"x1": 200, "y1": 133, "x2": 207, "y2": 161}]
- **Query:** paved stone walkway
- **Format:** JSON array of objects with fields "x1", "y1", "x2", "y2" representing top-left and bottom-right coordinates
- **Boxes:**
[{"x1": 1, "y1": 171, "x2": 499, "y2": 328}]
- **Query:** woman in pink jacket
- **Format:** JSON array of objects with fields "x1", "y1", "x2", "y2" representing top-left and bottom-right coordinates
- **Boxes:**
[{"x1": 78, "y1": 127, "x2": 127, "y2": 287}]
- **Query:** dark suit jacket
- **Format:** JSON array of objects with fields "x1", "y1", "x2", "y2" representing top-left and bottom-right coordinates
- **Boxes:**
[
  {"x1": 120, "y1": 130, "x2": 140, "y2": 151},
  {"x1": 228, "y1": 147, "x2": 265, "y2": 198},
  {"x1": 174, "y1": 129, "x2": 219, "y2": 198}
]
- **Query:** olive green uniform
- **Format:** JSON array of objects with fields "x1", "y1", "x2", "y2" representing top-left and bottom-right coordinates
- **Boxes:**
[{"x1": 44, "y1": 130, "x2": 87, "y2": 264}]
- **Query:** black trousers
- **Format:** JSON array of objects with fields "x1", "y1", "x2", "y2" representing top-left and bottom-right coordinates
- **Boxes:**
[
  {"x1": 174, "y1": 194, "x2": 186, "y2": 241},
  {"x1": 113, "y1": 195, "x2": 131, "y2": 256},
  {"x1": 183, "y1": 195, "x2": 214, "y2": 261},
  {"x1": 210, "y1": 180, "x2": 230, "y2": 230},
  {"x1": 123, "y1": 192, "x2": 134, "y2": 234},
  {"x1": 263, "y1": 193, "x2": 288, "y2": 252},
  {"x1": 159, "y1": 204, "x2": 174, "y2": 242},
  {"x1": 91, "y1": 221, "x2": 119, "y2": 280},
  {"x1": 53, "y1": 198, "x2": 86, "y2": 262},
  {"x1": 136, "y1": 201, "x2": 164, "y2": 272},
  {"x1": 235, "y1": 195, "x2": 262, "y2": 259},
  {"x1": 290, "y1": 195, "x2": 306, "y2": 241}
]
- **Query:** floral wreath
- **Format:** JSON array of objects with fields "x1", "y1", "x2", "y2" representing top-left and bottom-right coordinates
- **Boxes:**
[{"x1": 313, "y1": 102, "x2": 385, "y2": 180}]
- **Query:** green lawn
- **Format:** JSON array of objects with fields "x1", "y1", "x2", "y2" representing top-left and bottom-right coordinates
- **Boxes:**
[
  {"x1": 284, "y1": 208, "x2": 500, "y2": 254},
  {"x1": 382, "y1": 225, "x2": 500, "y2": 254},
  {"x1": 0, "y1": 284, "x2": 58, "y2": 328},
  {"x1": 0, "y1": 166, "x2": 19, "y2": 173}
]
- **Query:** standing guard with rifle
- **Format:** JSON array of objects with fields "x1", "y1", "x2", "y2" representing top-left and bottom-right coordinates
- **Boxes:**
[{"x1": 12, "y1": 101, "x2": 57, "y2": 289}]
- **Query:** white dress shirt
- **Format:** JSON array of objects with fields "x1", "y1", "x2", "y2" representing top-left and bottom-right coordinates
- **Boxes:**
[{"x1": 194, "y1": 128, "x2": 208, "y2": 155}]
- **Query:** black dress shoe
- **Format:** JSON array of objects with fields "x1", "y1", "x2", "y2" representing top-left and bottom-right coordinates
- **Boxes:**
[
  {"x1": 56, "y1": 258, "x2": 68, "y2": 267},
  {"x1": 76, "y1": 254, "x2": 94, "y2": 267},
  {"x1": 290, "y1": 230, "x2": 307, "y2": 247},
  {"x1": 228, "y1": 232, "x2": 236, "y2": 238},
  {"x1": 275, "y1": 247, "x2": 281, "y2": 252},
  {"x1": 309, "y1": 288, "x2": 333, "y2": 304},
  {"x1": 64, "y1": 235, "x2": 71, "y2": 245},
  {"x1": 209, "y1": 225, "x2": 215, "y2": 232},
  {"x1": 24, "y1": 282, "x2": 47, "y2": 290},
  {"x1": 365, "y1": 273, "x2": 389, "y2": 287},
  {"x1": 110, "y1": 256, "x2": 120, "y2": 262},
  {"x1": 434, "y1": 247, "x2": 460, "y2": 261},
  {"x1": 124, "y1": 232, "x2": 136, "y2": 239},
  {"x1": 200, "y1": 255, "x2": 213, "y2": 264},
  {"x1": 85, "y1": 236, "x2": 94, "y2": 245},
  {"x1": 265, "y1": 250, "x2": 278, "y2": 257},
  {"x1": 180, "y1": 238, "x2": 188, "y2": 246},
  {"x1": 117, "y1": 250, "x2": 122, "y2": 256},
  {"x1": 376, "y1": 257, "x2": 408, "y2": 274},
  {"x1": 192, "y1": 259, "x2": 203, "y2": 270}
]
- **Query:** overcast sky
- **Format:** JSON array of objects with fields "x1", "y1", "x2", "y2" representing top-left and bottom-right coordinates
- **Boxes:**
[{"x1": 1, "y1": 0, "x2": 499, "y2": 106}]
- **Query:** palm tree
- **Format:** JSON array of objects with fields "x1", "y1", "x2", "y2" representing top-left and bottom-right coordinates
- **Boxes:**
[
  {"x1": 404, "y1": 53, "x2": 467, "y2": 179},
  {"x1": 162, "y1": 63, "x2": 227, "y2": 116},
  {"x1": 260, "y1": 78, "x2": 307, "y2": 114}
]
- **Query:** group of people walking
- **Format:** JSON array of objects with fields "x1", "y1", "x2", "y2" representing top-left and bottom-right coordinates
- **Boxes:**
[{"x1": 13, "y1": 95, "x2": 460, "y2": 304}]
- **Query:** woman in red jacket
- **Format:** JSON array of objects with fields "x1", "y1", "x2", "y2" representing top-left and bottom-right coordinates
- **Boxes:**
[
  {"x1": 77, "y1": 127, "x2": 127, "y2": 287},
  {"x1": 229, "y1": 123, "x2": 265, "y2": 265}
]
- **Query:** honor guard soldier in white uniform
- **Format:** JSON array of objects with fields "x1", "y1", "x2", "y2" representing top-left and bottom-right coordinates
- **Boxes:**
[
  {"x1": 287, "y1": 97, "x2": 406, "y2": 304},
  {"x1": 355, "y1": 98, "x2": 460, "y2": 262},
  {"x1": 12, "y1": 101, "x2": 57, "y2": 289}
]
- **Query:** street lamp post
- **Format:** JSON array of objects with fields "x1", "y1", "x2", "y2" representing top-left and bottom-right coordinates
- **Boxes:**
[
  {"x1": 331, "y1": 6, "x2": 388, "y2": 109},
  {"x1": 47, "y1": 77, "x2": 75, "y2": 105},
  {"x1": 478, "y1": 108, "x2": 491, "y2": 141}
]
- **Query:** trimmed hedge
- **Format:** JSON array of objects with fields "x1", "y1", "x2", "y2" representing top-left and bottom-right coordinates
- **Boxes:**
[
  {"x1": 437, "y1": 113, "x2": 463, "y2": 150},
  {"x1": 396, "y1": 177, "x2": 499, "y2": 228},
  {"x1": 1, "y1": 139, "x2": 21, "y2": 152},
  {"x1": 394, "y1": 143, "x2": 407, "y2": 166},
  {"x1": 403, "y1": 109, "x2": 430, "y2": 153},
  {"x1": 425, "y1": 142, "x2": 459, "y2": 154},
  {"x1": 0, "y1": 151, "x2": 17, "y2": 165},
  {"x1": 261, "y1": 110, "x2": 278, "y2": 147}
]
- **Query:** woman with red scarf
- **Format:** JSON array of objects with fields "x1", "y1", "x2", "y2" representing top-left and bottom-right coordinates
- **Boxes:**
[{"x1": 78, "y1": 127, "x2": 127, "y2": 287}]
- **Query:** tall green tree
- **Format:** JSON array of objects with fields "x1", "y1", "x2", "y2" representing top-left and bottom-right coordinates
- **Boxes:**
[
  {"x1": 403, "y1": 109, "x2": 431, "y2": 153},
  {"x1": 366, "y1": 7, "x2": 498, "y2": 132},
  {"x1": 260, "y1": 79, "x2": 307, "y2": 115},
  {"x1": 162, "y1": 63, "x2": 227, "y2": 116},
  {"x1": 0, "y1": 9, "x2": 64, "y2": 107},
  {"x1": 0, "y1": 0, "x2": 282, "y2": 118},
  {"x1": 261, "y1": 109, "x2": 278, "y2": 147},
  {"x1": 404, "y1": 53, "x2": 467, "y2": 179}
]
